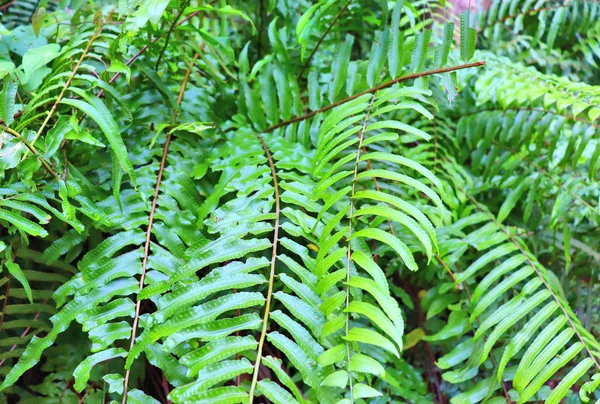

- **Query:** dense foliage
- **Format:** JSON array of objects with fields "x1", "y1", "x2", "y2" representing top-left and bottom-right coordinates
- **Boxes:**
[{"x1": 0, "y1": 0, "x2": 599, "y2": 403}]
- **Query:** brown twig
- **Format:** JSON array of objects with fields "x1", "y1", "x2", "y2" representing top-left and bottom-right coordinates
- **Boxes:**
[
  {"x1": 0, "y1": 1, "x2": 14, "y2": 11},
  {"x1": 297, "y1": 0, "x2": 353, "y2": 80},
  {"x1": 265, "y1": 61, "x2": 486, "y2": 133},
  {"x1": 155, "y1": 0, "x2": 191, "y2": 71},
  {"x1": 97, "y1": 0, "x2": 223, "y2": 98}
]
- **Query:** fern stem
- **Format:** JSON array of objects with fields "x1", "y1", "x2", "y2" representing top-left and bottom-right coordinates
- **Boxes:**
[
  {"x1": 121, "y1": 59, "x2": 195, "y2": 402},
  {"x1": 265, "y1": 61, "x2": 486, "y2": 133},
  {"x1": 27, "y1": 8, "x2": 115, "y2": 155},
  {"x1": 297, "y1": 0, "x2": 353, "y2": 80},
  {"x1": 463, "y1": 190, "x2": 600, "y2": 374},
  {"x1": 155, "y1": 0, "x2": 191, "y2": 71},
  {"x1": 121, "y1": 132, "x2": 172, "y2": 403},
  {"x1": 248, "y1": 134, "x2": 281, "y2": 403},
  {"x1": 1, "y1": 125, "x2": 58, "y2": 179},
  {"x1": 360, "y1": 144, "x2": 463, "y2": 289},
  {"x1": 460, "y1": 281, "x2": 514, "y2": 404},
  {"x1": 344, "y1": 93, "x2": 377, "y2": 402},
  {"x1": 98, "y1": 10, "x2": 205, "y2": 98}
]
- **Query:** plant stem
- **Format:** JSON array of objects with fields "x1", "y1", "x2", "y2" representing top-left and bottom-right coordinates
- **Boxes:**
[
  {"x1": 297, "y1": 0, "x2": 353, "y2": 80},
  {"x1": 121, "y1": 57, "x2": 195, "y2": 404},
  {"x1": 265, "y1": 61, "x2": 486, "y2": 133},
  {"x1": 1, "y1": 125, "x2": 58, "y2": 179},
  {"x1": 155, "y1": 0, "x2": 191, "y2": 71},
  {"x1": 248, "y1": 134, "x2": 281, "y2": 403}
]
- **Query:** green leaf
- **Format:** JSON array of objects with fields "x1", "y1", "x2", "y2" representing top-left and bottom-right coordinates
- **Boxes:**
[
  {"x1": 20, "y1": 44, "x2": 61, "y2": 84},
  {"x1": 127, "y1": 389, "x2": 161, "y2": 404},
  {"x1": 350, "y1": 228, "x2": 417, "y2": 271},
  {"x1": 256, "y1": 379, "x2": 299, "y2": 404},
  {"x1": 546, "y1": 8, "x2": 564, "y2": 55},
  {"x1": 5, "y1": 260, "x2": 33, "y2": 303},
  {"x1": 262, "y1": 356, "x2": 306, "y2": 403},
  {"x1": 545, "y1": 358, "x2": 594, "y2": 404},
  {"x1": 73, "y1": 348, "x2": 127, "y2": 392},
  {"x1": 345, "y1": 301, "x2": 403, "y2": 350},
  {"x1": 329, "y1": 35, "x2": 354, "y2": 103},
  {"x1": 497, "y1": 179, "x2": 530, "y2": 223},
  {"x1": 107, "y1": 60, "x2": 131, "y2": 84},
  {"x1": 410, "y1": 29, "x2": 432, "y2": 73},
  {"x1": 388, "y1": 0, "x2": 405, "y2": 78},
  {"x1": 60, "y1": 95, "x2": 135, "y2": 182},
  {"x1": 322, "y1": 370, "x2": 348, "y2": 388},
  {"x1": 349, "y1": 353, "x2": 385, "y2": 377},
  {"x1": 352, "y1": 383, "x2": 383, "y2": 399},
  {"x1": 0, "y1": 208, "x2": 48, "y2": 237},
  {"x1": 0, "y1": 77, "x2": 17, "y2": 126},
  {"x1": 168, "y1": 359, "x2": 254, "y2": 402},
  {"x1": 318, "y1": 344, "x2": 345, "y2": 367},
  {"x1": 179, "y1": 336, "x2": 257, "y2": 377},
  {"x1": 32, "y1": 7, "x2": 47, "y2": 36},
  {"x1": 438, "y1": 22, "x2": 454, "y2": 67},
  {"x1": 460, "y1": 10, "x2": 476, "y2": 62},
  {"x1": 344, "y1": 327, "x2": 399, "y2": 357}
]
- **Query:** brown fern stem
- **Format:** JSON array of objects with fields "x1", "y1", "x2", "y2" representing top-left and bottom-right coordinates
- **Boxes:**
[
  {"x1": 155, "y1": 0, "x2": 191, "y2": 71},
  {"x1": 121, "y1": 58, "x2": 195, "y2": 404},
  {"x1": 297, "y1": 0, "x2": 353, "y2": 80},
  {"x1": 121, "y1": 131, "x2": 172, "y2": 403},
  {"x1": 248, "y1": 134, "x2": 281, "y2": 403},
  {"x1": 265, "y1": 61, "x2": 486, "y2": 133},
  {"x1": 98, "y1": 0, "x2": 221, "y2": 97}
]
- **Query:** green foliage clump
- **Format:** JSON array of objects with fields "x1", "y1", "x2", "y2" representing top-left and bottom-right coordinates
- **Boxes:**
[{"x1": 0, "y1": 0, "x2": 599, "y2": 403}]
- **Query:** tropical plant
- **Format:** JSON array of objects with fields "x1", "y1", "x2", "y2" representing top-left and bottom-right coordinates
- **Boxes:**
[{"x1": 0, "y1": 0, "x2": 598, "y2": 403}]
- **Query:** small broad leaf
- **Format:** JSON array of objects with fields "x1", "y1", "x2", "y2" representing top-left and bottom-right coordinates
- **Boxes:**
[
  {"x1": 321, "y1": 370, "x2": 348, "y2": 388},
  {"x1": 349, "y1": 354, "x2": 385, "y2": 377}
]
